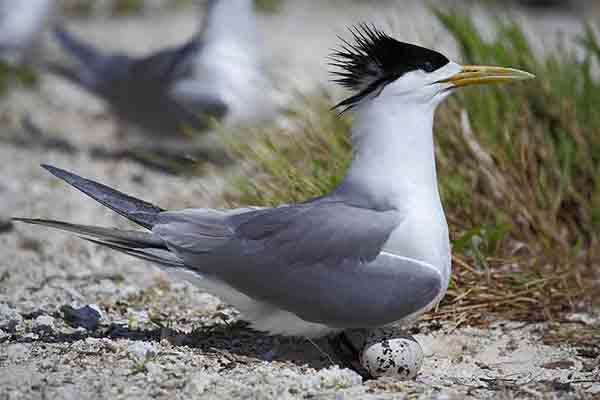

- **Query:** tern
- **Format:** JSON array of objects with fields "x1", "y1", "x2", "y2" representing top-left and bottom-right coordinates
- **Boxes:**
[
  {"x1": 48, "y1": 0, "x2": 271, "y2": 136},
  {"x1": 0, "y1": 0, "x2": 54, "y2": 65},
  {"x1": 15, "y1": 25, "x2": 533, "y2": 371}
]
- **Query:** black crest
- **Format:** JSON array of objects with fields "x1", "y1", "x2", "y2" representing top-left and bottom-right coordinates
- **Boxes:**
[{"x1": 330, "y1": 24, "x2": 449, "y2": 112}]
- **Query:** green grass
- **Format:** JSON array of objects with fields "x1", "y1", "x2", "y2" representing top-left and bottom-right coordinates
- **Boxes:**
[
  {"x1": 255, "y1": 0, "x2": 282, "y2": 14},
  {"x1": 59, "y1": 0, "x2": 94, "y2": 16},
  {"x1": 223, "y1": 11, "x2": 598, "y2": 323},
  {"x1": 224, "y1": 92, "x2": 351, "y2": 206},
  {"x1": 433, "y1": 10, "x2": 600, "y2": 252},
  {"x1": 0, "y1": 62, "x2": 39, "y2": 94},
  {"x1": 112, "y1": 0, "x2": 145, "y2": 15}
]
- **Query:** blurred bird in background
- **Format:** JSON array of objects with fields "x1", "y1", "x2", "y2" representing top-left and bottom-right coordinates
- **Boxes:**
[
  {"x1": 0, "y1": 0, "x2": 54, "y2": 66},
  {"x1": 49, "y1": 0, "x2": 273, "y2": 138}
]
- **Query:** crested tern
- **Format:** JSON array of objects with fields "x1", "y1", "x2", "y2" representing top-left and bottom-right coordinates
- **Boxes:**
[
  {"x1": 15, "y1": 24, "x2": 534, "y2": 372},
  {"x1": 48, "y1": 0, "x2": 271, "y2": 136}
]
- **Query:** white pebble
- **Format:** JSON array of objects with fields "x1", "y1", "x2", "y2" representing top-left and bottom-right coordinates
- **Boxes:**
[
  {"x1": 34, "y1": 315, "x2": 55, "y2": 330},
  {"x1": 128, "y1": 341, "x2": 157, "y2": 361},
  {"x1": 360, "y1": 329, "x2": 424, "y2": 379},
  {"x1": 0, "y1": 304, "x2": 23, "y2": 332},
  {"x1": 6, "y1": 343, "x2": 29, "y2": 361}
]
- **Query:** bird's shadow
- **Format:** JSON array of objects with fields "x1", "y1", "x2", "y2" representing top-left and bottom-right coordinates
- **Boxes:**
[
  {"x1": 1, "y1": 115, "x2": 232, "y2": 176},
  {"x1": 16, "y1": 320, "x2": 336, "y2": 370}
]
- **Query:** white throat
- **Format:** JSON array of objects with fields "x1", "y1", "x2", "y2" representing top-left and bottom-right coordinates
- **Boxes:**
[{"x1": 344, "y1": 95, "x2": 441, "y2": 206}]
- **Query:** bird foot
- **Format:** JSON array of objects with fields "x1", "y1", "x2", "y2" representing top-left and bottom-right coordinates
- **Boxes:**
[{"x1": 328, "y1": 332, "x2": 373, "y2": 380}]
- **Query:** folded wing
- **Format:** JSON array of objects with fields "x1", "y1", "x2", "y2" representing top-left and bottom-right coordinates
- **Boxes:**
[{"x1": 156, "y1": 200, "x2": 441, "y2": 328}]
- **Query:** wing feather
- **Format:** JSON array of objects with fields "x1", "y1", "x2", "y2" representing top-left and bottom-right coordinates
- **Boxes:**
[
  {"x1": 230, "y1": 202, "x2": 401, "y2": 265},
  {"x1": 155, "y1": 200, "x2": 444, "y2": 327}
]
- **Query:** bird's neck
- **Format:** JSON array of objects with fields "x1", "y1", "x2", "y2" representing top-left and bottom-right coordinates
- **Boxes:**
[
  {"x1": 202, "y1": 0, "x2": 258, "y2": 53},
  {"x1": 340, "y1": 95, "x2": 452, "y2": 287},
  {"x1": 341, "y1": 96, "x2": 441, "y2": 211}
]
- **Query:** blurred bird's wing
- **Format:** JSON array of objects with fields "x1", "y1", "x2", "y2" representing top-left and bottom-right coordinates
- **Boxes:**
[
  {"x1": 131, "y1": 36, "x2": 204, "y2": 83},
  {"x1": 51, "y1": 26, "x2": 133, "y2": 90}
]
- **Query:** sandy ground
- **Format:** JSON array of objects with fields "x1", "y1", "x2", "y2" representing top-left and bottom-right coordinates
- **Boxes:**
[{"x1": 1, "y1": 1, "x2": 600, "y2": 399}]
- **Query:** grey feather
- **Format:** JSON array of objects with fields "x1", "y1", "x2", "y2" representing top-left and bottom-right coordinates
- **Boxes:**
[
  {"x1": 150, "y1": 198, "x2": 438, "y2": 328},
  {"x1": 41, "y1": 164, "x2": 163, "y2": 229},
  {"x1": 13, "y1": 216, "x2": 182, "y2": 269},
  {"x1": 155, "y1": 209, "x2": 234, "y2": 254},
  {"x1": 83, "y1": 238, "x2": 185, "y2": 269},
  {"x1": 11, "y1": 218, "x2": 165, "y2": 249},
  {"x1": 230, "y1": 201, "x2": 400, "y2": 264}
]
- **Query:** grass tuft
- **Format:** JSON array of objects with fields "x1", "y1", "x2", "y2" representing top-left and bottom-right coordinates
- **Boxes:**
[
  {"x1": 223, "y1": 11, "x2": 598, "y2": 325},
  {"x1": 224, "y1": 92, "x2": 351, "y2": 206},
  {"x1": 0, "y1": 62, "x2": 39, "y2": 95},
  {"x1": 255, "y1": 0, "x2": 282, "y2": 14},
  {"x1": 112, "y1": 0, "x2": 145, "y2": 15}
]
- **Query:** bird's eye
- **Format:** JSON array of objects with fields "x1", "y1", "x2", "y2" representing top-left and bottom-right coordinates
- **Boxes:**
[{"x1": 420, "y1": 62, "x2": 435, "y2": 73}]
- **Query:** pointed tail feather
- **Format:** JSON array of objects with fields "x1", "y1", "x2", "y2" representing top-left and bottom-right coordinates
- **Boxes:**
[
  {"x1": 12, "y1": 218, "x2": 165, "y2": 248},
  {"x1": 83, "y1": 237, "x2": 185, "y2": 268},
  {"x1": 41, "y1": 165, "x2": 164, "y2": 230},
  {"x1": 13, "y1": 218, "x2": 185, "y2": 269}
]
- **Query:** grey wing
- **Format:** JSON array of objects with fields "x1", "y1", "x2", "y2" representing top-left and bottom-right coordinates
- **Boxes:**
[
  {"x1": 51, "y1": 26, "x2": 133, "y2": 91},
  {"x1": 230, "y1": 202, "x2": 400, "y2": 265},
  {"x1": 132, "y1": 37, "x2": 203, "y2": 84},
  {"x1": 155, "y1": 201, "x2": 442, "y2": 329}
]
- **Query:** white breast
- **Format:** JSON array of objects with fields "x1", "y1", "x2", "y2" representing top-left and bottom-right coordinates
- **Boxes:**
[{"x1": 383, "y1": 198, "x2": 452, "y2": 298}]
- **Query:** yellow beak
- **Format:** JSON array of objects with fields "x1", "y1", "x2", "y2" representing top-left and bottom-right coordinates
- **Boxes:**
[{"x1": 439, "y1": 65, "x2": 535, "y2": 88}]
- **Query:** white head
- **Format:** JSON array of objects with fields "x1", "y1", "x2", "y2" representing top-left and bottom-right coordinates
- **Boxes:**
[
  {"x1": 331, "y1": 25, "x2": 535, "y2": 115},
  {"x1": 331, "y1": 25, "x2": 535, "y2": 224}
]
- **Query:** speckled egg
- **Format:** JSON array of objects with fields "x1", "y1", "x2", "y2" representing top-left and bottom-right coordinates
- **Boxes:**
[{"x1": 359, "y1": 329, "x2": 424, "y2": 379}]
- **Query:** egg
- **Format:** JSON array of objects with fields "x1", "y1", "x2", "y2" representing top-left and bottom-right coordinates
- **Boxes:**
[{"x1": 359, "y1": 328, "x2": 424, "y2": 379}]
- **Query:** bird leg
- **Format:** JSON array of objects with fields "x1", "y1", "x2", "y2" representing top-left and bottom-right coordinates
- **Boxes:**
[{"x1": 327, "y1": 332, "x2": 372, "y2": 380}]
